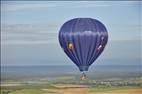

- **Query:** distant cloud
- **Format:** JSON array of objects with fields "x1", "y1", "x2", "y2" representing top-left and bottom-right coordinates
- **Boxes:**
[
  {"x1": 1, "y1": 24, "x2": 58, "y2": 33},
  {"x1": 1, "y1": 24, "x2": 58, "y2": 45},
  {"x1": 1, "y1": 40, "x2": 57, "y2": 45},
  {"x1": 2, "y1": 3, "x2": 59, "y2": 11},
  {"x1": 1, "y1": 23, "x2": 141, "y2": 45},
  {"x1": 2, "y1": 1, "x2": 140, "y2": 12}
]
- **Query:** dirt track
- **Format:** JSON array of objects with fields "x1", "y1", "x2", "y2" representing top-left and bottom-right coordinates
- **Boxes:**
[
  {"x1": 43, "y1": 87, "x2": 142, "y2": 94},
  {"x1": 93, "y1": 89, "x2": 142, "y2": 94},
  {"x1": 43, "y1": 88, "x2": 88, "y2": 94}
]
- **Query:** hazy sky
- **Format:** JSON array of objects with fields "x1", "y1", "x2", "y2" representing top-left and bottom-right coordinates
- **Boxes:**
[{"x1": 1, "y1": 1, "x2": 141, "y2": 66}]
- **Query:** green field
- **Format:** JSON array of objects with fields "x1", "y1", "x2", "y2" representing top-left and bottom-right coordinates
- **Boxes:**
[{"x1": 1, "y1": 77, "x2": 142, "y2": 94}]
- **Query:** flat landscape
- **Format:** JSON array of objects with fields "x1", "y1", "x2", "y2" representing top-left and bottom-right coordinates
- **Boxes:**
[
  {"x1": 1, "y1": 77, "x2": 142, "y2": 94},
  {"x1": 1, "y1": 65, "x2": 142, "y2": 94}
]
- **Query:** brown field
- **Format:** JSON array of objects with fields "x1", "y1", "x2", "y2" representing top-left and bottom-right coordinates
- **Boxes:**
[
  {"x1": 42, "y1": 85, "x2": 142, "y2": 94},
  {"x1": 0, "y1": 83, "x2": 21, "y2": 87}
]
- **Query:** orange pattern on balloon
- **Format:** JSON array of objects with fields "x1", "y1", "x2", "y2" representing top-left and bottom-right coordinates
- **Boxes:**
[{"x1": 68, "y1": 43, "x2": 74, "y2": 49}]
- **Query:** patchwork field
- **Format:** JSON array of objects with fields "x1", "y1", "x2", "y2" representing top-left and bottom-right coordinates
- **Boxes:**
[{"x1": 1, "y1": 78, "x2": 142, "y2": 94}]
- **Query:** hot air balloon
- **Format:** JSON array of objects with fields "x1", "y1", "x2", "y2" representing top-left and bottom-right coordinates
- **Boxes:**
[{"x1": 58, "y1": 18, "x2": 108, "y2": 80}]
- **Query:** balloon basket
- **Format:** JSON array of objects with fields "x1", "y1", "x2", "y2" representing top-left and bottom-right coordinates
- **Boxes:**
[{"x1": 80, "y1": 72, "x2": 87, "y2": 80}]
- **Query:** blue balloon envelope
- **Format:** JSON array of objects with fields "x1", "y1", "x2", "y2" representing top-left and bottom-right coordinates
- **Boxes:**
[{"x1": 59, "y1": 18, "x2": 108, "y2": 72}]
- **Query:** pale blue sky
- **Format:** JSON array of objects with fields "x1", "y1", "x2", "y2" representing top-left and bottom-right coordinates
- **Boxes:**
[{"x1": 1, "y1": 1, "x2": 141, "y2": 66}]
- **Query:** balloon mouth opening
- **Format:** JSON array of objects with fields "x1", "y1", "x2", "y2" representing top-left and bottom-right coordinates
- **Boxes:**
[{"x1": 79, "y1": 66, "x2": 89, "y2": 72}]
